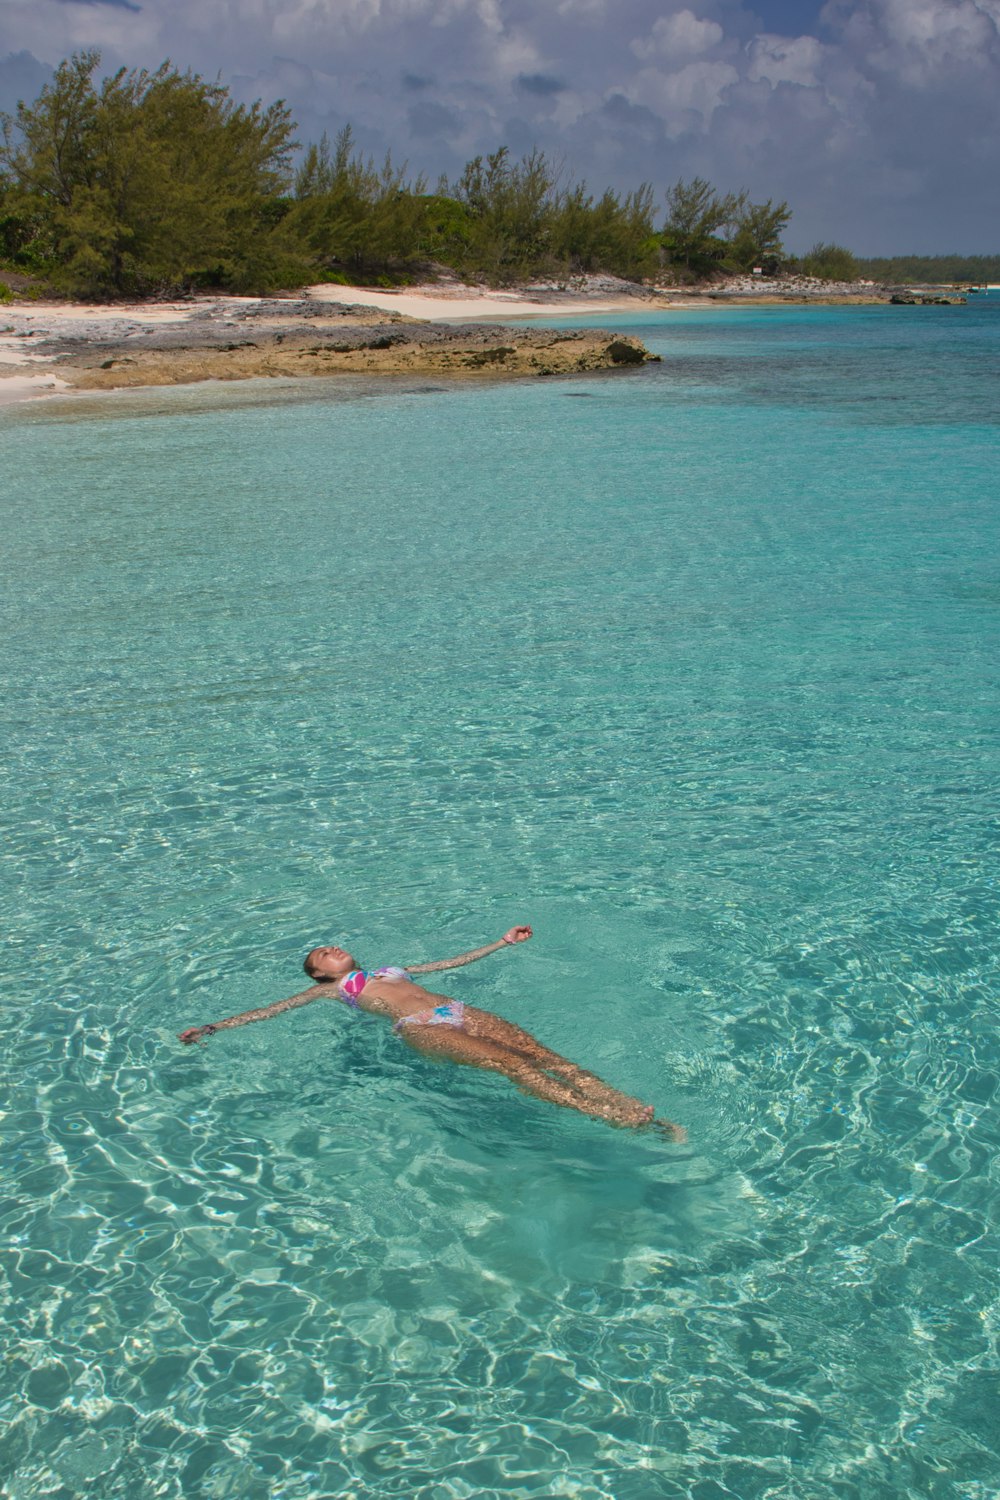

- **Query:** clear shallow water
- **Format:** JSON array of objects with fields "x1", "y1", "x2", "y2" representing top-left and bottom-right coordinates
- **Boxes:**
[{"x1": 1, "y1": 301, "x2": 998, "y2": 1499}]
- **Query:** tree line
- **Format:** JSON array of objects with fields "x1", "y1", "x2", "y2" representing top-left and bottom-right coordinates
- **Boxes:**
[
  {"x1": 0, "y1": 54, "x2": 795, "y2": 298},
  {"x1": 797, "y1": 244, "x2": 1000, "y2": 284},
  {"x1": 855, "y1": 254, "x2": 1000, "y2": 285},
  {"x1": 0, "y1": 54, "x2": 298, "y2": 298},
  {"x1": 2, "y1": 53, "x2": 992, "y2": 301}
]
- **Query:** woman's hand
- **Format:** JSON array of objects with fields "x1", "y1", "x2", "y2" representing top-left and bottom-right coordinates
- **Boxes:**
[
  {"x1": 179, "y1": 1026, "x2": 210, "y2": 1045},
  {"x1": 502, "y1": 925, "x2": 533, "y2": 945}
]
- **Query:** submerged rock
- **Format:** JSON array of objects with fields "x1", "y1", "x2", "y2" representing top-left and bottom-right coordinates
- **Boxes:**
[{"x1": 889, "y1": 293, "x2": 966, "y2": 306}]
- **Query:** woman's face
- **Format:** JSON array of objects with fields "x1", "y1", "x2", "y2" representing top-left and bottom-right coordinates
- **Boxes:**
[{"x1": 307, "y1": 944, "x2": 357, "y2": 980}]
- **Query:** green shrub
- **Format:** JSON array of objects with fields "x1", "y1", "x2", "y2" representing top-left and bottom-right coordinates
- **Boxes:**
[{"x1": 800, "y1": 242, "x2": 860, "y2": 281}]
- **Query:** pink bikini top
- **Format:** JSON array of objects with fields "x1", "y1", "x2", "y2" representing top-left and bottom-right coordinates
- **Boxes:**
[{"x1": 338, "y1": 967, "x2": 410, "y2": 1007}]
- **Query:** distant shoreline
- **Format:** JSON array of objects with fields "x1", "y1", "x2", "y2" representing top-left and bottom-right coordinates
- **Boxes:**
[{"x1": 300, "y1": 276, "x2": 900, "y2": 319}]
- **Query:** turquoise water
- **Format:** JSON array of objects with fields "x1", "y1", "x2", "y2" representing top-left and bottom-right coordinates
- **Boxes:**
[{"x1": 2, "y1": 300, "x2": 998, "y2": 1498}]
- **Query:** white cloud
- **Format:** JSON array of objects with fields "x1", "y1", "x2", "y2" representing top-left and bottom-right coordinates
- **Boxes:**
[
  {"x1": 631, "y1": 10, "x2": 724, "y2": 62},
  {"x1": 630, "y1": 58, "x2": 739, "y2": 122},
  {"x1": 828, "y1": 0, "x2": 1000, "y2": 78}
]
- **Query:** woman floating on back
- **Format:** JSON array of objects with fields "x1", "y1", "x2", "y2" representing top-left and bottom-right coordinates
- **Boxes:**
[{"x1": 179, "y1": 925, "x2": 684, "y2": 1139}]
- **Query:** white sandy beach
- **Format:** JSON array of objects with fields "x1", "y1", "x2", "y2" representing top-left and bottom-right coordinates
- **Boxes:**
[
  {"x1": 307, "y1": 281, "x2": 670, "y2": 319},
  {"x1": 0, "y1": 373, "x2": 72, "y2": 404},
  {"x1": 0, "y1": 299, "x2": 207, "y2": 403}
]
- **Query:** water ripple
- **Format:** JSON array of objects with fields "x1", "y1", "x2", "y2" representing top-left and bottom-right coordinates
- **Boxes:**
[{"x1": 3, "y1": 303, "x2": 1000, "y2": 1497}]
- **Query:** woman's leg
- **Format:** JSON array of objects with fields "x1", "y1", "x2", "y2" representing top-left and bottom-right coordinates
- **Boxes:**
[
  {"x1": 400, "y1": 1025, "x2": 654, "y2": 1128},
  {"x1": 463, "y1": 1009, "x2": 654, "y2": 1118}
]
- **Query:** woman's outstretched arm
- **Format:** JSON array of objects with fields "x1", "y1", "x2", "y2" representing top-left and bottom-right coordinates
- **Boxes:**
[
  {"x1": 406, "y1": 925, "x2": 532, "y2": 975},
  {"x1": 178, "y1": 983, "x2": 334, "y2": 1044}
]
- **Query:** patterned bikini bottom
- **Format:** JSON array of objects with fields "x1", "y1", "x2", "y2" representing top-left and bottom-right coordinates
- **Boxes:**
[{"x1": 394, "y1": 1001, "x2": 465, "y2": 1033}]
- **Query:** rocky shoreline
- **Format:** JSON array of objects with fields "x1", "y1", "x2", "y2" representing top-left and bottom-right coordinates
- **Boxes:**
[
  {"x1": 0, "y1": 295, "x2": 657, "y2": 400},
  {"x1": 474, "y1": 271, "x2": 967, "y2": 306},
  {"x1": 0, "y1": 273, "x2": 970, "y2": 403},
  {"x1": 661, "y1": 273, "x2": 966, "y2": 305},
  {"x1": 66, "y1": 324, "x2": 657, "y2": 389}
]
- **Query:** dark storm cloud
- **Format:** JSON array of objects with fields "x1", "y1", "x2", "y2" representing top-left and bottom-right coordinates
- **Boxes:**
[
  {"x1": 1, "y1": 1, "x2": 998, "y2": 253},
  {"x1": 598, "y1": 92, "x2": 670, "y2": 149},
  {"x1": 515, "y1": 74, "x2": 566, "y2": 97}
]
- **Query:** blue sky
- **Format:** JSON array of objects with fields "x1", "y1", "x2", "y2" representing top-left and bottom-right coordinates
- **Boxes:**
[{"x1": 2, "y1": 0, "x2": 998, "y2": 255}]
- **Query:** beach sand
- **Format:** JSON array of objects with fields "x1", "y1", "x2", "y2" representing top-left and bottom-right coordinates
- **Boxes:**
[
  {"x1": 306, "y1": 280, "x2": 671, "y2": 320},
  {"x1": 0, "y1": 373, "x2": 72, "y2": 405},
  {"x1": 0, "y1": 300, "x2": 208, "y2": 403},
  {"x1": 305, "y1": 273, "x2": 898, "y2": 318}
]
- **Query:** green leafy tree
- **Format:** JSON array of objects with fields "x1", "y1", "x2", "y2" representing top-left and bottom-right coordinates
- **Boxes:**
[
  {"x1": 548, "y1": 182, "x2": 658, "y2": 279},
  {"x1": 545, "y1": 180, "x2": 593, "y2": 269},
  {"x1": 414, "y1": 192, "x2": 473, "y2": 267},
  {"x1": 603, "y1": 185, "x2": 659, "y2": 278},
  {"x1": 286, "y1": 125, "x2": 429, "y2": 279},
  {"x1": 726, "y1": 197, "x2": 792, "y2": 273},
  {"x1": 0, "y1": 51, "x2": 299, "y2": 295},
  {"x1": 0, "y1": 52, "x2": 98, "y2": 277},
  {"x1": 0, "y1": 180, "x2": 52, "y2": 270},
  {"x1": 293, "y1": 131, "x2": 339, "y2": 199},
  {"x1": 661, "y1": 177, "x2": 742, "y2": 278},
  {"x1": 450, "y1": 146, "x2": 556, "y2": 282},
  {"x1": 800, "y1": 242, "x2": 859, "y2": 281}
]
